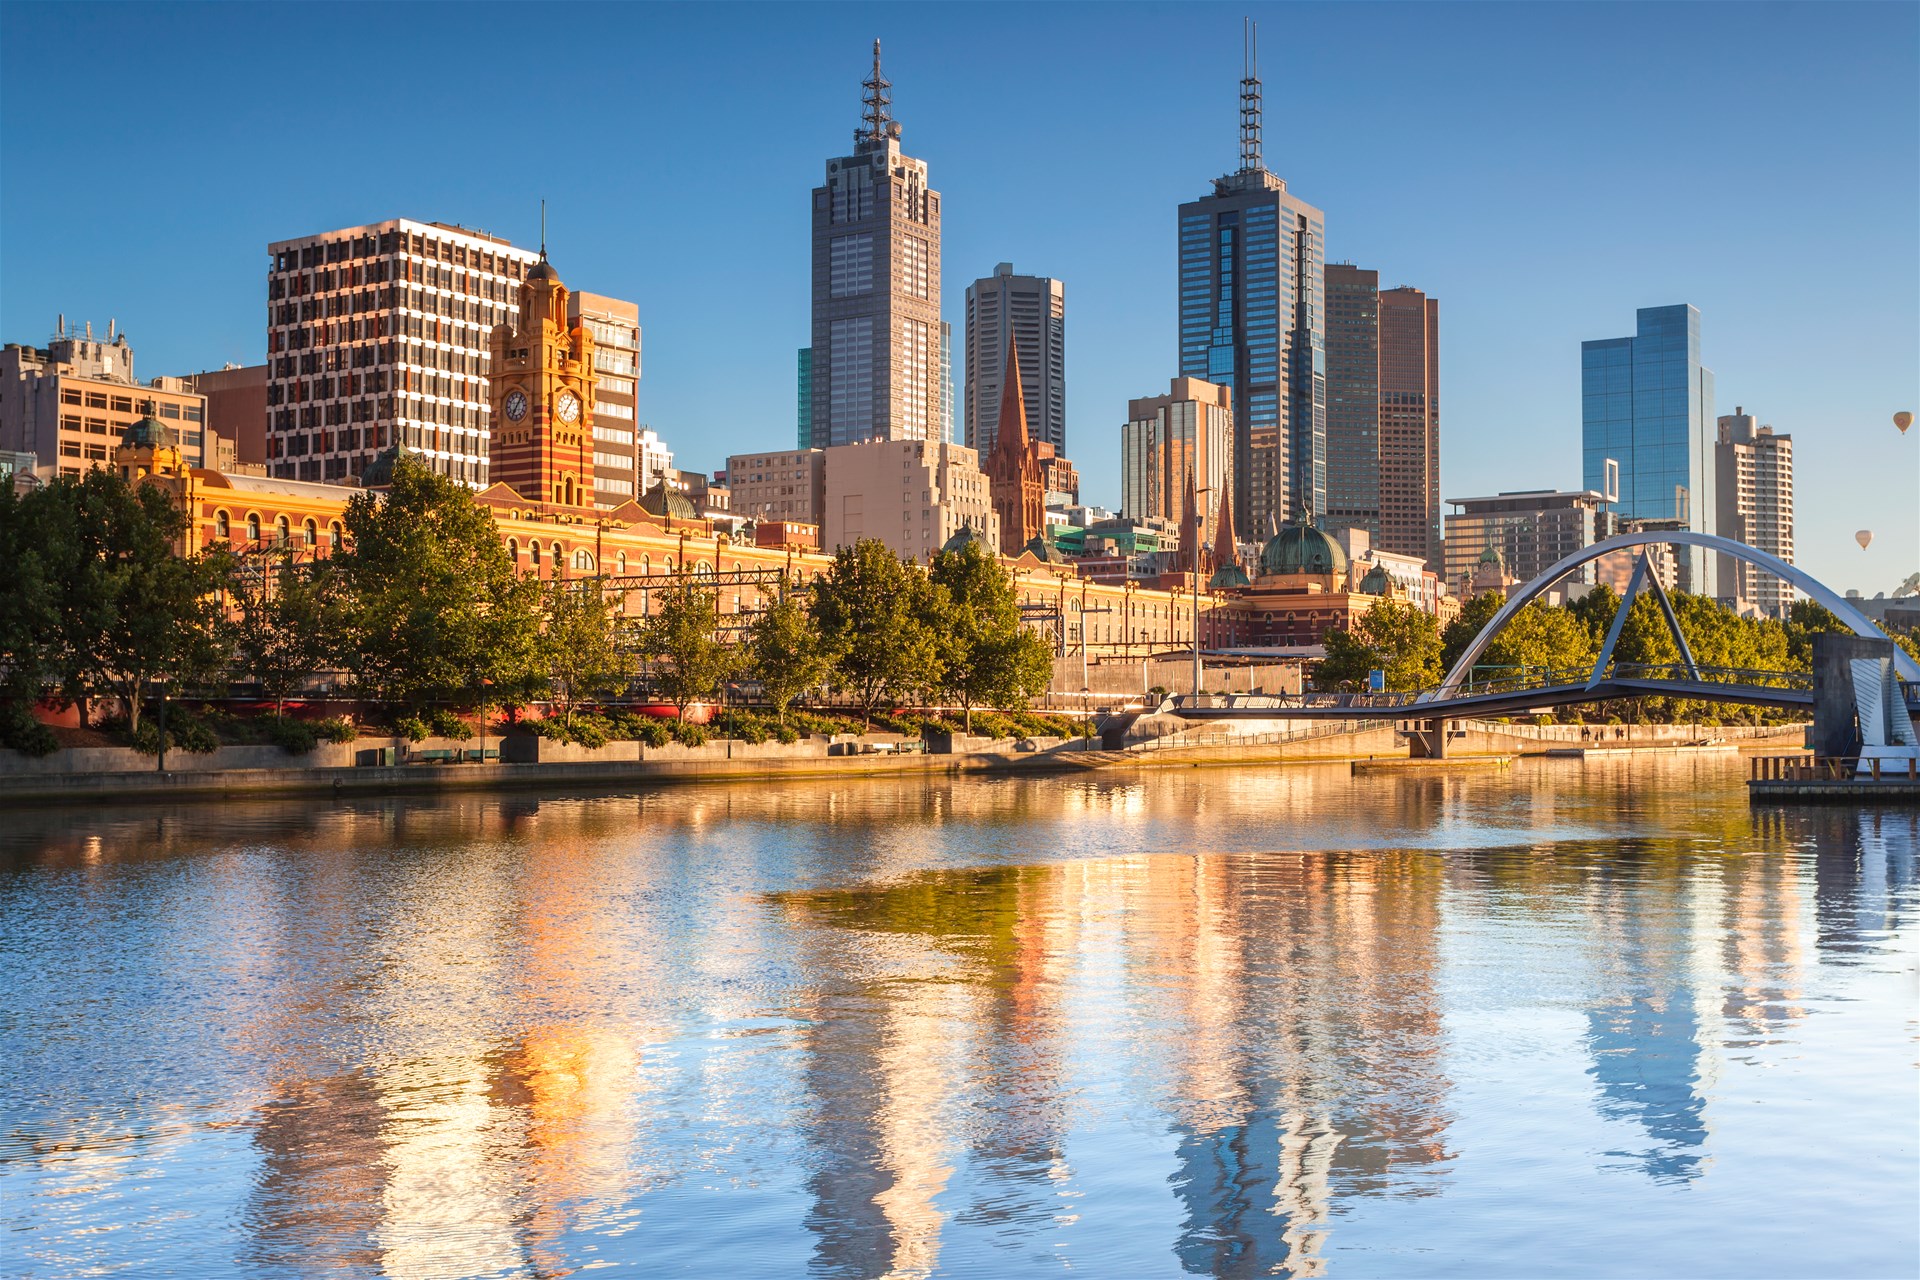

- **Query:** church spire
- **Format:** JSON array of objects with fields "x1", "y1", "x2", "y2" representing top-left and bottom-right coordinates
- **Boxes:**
[
  {"x1": 1212, "y1": 479, "x2": 1238, "y2": 569},
  {"x1": 995, "y1": 344, "x2": 1030, "y2": 450}
]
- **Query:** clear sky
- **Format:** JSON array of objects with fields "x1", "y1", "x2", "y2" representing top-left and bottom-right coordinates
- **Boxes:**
[{"x1": 3, "y1": 1, "x2": 1915, "y2": 593}]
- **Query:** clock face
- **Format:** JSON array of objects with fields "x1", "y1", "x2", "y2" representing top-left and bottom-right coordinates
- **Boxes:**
[
  {"x1": 555, "y1": 390, "x2": 581, "y2": 424},
  {"x1": 504, "y1": 389, "x2": 529, "y2": 422}
]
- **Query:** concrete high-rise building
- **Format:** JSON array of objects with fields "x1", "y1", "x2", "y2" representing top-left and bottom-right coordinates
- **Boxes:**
[
  {"x1": 727, "y1": 447, "x2": 826, "y2": 527},
  {"x1": 1443, "y1": 489, "x2": 1615, "y2": 598},
  {"x1": 808, "y1": 43, "x2": 942, "y2": 449},
  {"x1": 634, "y1": 427, "x2": 674, "y2": 496},
  {"x1": 823, "y1": 436, "x2": 997, "y2": 561},
  {"x1": 1714, "y1": 407, "x2": 1794, "y2": 617},
  {"x1": 1378, "y1": 285, "x2": 1440, "y2": 566},
  {"x1": 569, "y1": 292, "x2": 641, "y2": 506},
  {"x1": 964, "y1": 263, "x2": 1065, "y2": 456},
  {"x1": 1324, "y1": 265, "x2": 1378, "y2": 538},
  {"x1": 1582, "y1": 304, "x2": 1715, "y2": 593},
  {"x1": 2, "y1": 321, "x2": 218, "y2": 482},
  {"x1": 1178, "y1": 23, "x2": 1325, "y2": 535},
  {"x1": 1121, "y1": 377, "x2": 1234, "y2": 533},
  {"x1": 939, "y1": 322, "x2": 955, "y2": 444},
  {"x1": 266, "y1": 218, "x2": 540, "y2": 486},
  {"x1": 180, "y1": 364, "x2": 269, "y2": 467}
]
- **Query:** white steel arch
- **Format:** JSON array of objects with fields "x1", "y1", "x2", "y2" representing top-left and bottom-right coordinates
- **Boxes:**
[{"x1": 1428, "y1": 530, "x2": 1920, "y2": 701}]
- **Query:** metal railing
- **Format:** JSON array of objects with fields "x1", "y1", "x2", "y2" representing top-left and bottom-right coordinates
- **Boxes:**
[
  {"x1": 1751, "y1": 754, "x2": 1920, "y2": 782},
  {"x1": 1129, "y1": 718, "x2": 1392, "y2": 754}
]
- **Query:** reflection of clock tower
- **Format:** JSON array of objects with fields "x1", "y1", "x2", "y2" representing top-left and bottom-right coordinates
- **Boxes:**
[{"x1": 488, "y1": 245, "x2": 596, "y2": 510}]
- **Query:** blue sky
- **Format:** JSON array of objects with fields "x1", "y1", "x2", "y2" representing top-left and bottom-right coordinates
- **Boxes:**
[{"x1": 3, "y1": 1, "x2": 1915, "y2": 592}]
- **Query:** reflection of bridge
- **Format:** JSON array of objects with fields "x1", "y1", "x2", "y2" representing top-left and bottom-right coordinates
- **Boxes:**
[{"x1": 1168, "y1": 532, "x2": 1920, "y2": 749}]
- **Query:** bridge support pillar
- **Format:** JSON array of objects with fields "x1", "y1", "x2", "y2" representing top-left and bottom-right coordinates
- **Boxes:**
[{"x1": 1408, "y1": 718, "x2": 1449, "y2": 759}]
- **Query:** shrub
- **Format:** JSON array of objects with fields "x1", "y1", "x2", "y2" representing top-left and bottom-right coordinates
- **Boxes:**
[
  {"x1": 571, "y1": 714, "x2": 612, "y2": 749},
  {"x1": 719, "y1": 710, "x2": 769, "y2": 744},
  {"x1": 774, "y1": 723, "x2": 800, "y2": 744},
  {"x1": 428, "y1": 708, "x2": 470, "y2": 740},
  {"x1": 0, "y1": 705, "x2": 59, "y2": 757},
  {"x1": 638, "y1": 718, "x2": 673, "y2": 747},
  {"x1": 315, "y1": 717, "x2": 358, "y2": 744},
  {"x1": 395, "y1": 715, "x2": 431, "y2": 742},
  {"x1": 673, "y1": 721, "x2": 708, "y2": 748},
  {"x1": 265, "y1": 716, "x2": 319, "y2": 755}
]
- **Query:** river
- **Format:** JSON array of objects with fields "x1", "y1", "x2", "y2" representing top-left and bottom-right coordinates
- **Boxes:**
[{"x1": 1, "y1": 756, "x2": 1915, "y2": 1279}]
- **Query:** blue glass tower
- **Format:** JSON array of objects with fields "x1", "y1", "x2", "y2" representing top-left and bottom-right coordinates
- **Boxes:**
[
  {"x1": 1581, "y1": 305, "x2": 1715, "y2": 552},
  {"x1": 1177, "y1": 29, "x2": 1325, "y2": 536}
]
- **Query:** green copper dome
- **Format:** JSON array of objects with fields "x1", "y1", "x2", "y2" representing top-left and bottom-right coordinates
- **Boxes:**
[
  {"x1": 1208, "y1": 562, "x2": 1252, "y2": 591},
  {"x1": 639, "y1": 481, "x2": 698, "y2": 521},
  {"x1": 118, "y1": 410, "x2": 177, "y2": 452},
  {"x1": 940, "y1": 525, "x2": 987, "y2": 555},
  {"x1": 1259, "y1": 510, "x2": 1348, "y2": 578},
  {"x1": 1358, "y1": 562, "x2": 1395, "y2": 595},
  {"x1": 1022, "y1": 534, "x2": 1067, "y2": 565}
]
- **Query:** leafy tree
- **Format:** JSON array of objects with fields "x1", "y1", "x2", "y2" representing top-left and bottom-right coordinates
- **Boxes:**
[
  {"x1": 808, "y1": 538, "x2": 943, "y2": 720},
  {"x1": 542, "y1": 577, "x2": 630, "y2": 728},
  {"x1": 928, "y1": 541, "x2": 1053, "y2": 731},
  {"x1": 332, "y1": 453, "x2": 542, "y2": 713},
  {"x1": 1783, "y1": 598, "x2": 1845, "y2": 668},
  {"x1": 1316, "y1": 599, "x2": 1442, "y2": 693},
  {"x1": 1481, "y1": 602, "x2": 1596, "y2": 678},
  {"x1": 748, "y1": 589, "x2": 836, "y2": 723},
  {"x1": 640, "y1": 579, "x2": 736, "y2": 717},
  {"x1": 1439, "y1": 591, "x2": 1504, "y2": 672},
  {"x1": 39, "y1": 470, "x2": 229, "y2": 735},
  {"x1": 230, "y1": 550, "x2": 342, "y2": 718}
]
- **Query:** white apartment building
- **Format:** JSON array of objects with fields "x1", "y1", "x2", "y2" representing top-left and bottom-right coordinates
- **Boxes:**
[
  {"x1": 1714, "y1": 407, "x2": 1795, "y2": 618},
  {"x1": 823, "y1": 436, "x2": 998, "y2": 561},
  {"x1": 265, "y1": 218, "x2": 540, "y2": 486},
  {"x1": 572, "y1": 291, "x2": 642, "y2": 505}
]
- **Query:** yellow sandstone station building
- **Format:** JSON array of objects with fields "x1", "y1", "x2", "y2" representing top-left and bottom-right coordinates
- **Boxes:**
[{"x1": 110, "y1": 250, "x2": 1449, "y2": 668}]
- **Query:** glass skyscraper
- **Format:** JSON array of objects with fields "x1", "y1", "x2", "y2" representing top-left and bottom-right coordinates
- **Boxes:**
[
  {"x1": 1176, "y1": 52, "x2": 1325, "y2": 536},
  {"x1": 1581, "y1": 304, "x2": 1715, "y2": 590}
]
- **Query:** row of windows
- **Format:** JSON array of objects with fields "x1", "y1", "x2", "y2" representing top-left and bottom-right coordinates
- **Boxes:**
[{"x1": 211, "y1": 509, "x2": 345, "y2": 552}]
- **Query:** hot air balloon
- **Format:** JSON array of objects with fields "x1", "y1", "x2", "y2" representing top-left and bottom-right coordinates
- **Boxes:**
[
  {"x1": 1897, "y1": 411, "x2": 1913, "y2": 435},
  {"x1": 1855, "y1": 530, "x2": 1873, "y2": 550}
]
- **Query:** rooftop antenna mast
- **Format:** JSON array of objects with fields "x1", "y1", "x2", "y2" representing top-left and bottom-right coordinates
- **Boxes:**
[
  {"x1": 1239, "y1": 17, "x2": 1263, "y2": 172},
  {"x1": 539, "y1": 198, "x2": 548, "y2": 260},
  {"x1": 860, "y1": 38, "x2": 893, "y2": 146}
]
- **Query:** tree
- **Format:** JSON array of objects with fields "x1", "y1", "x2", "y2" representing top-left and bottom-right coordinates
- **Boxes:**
[
  {"x1": 808, "y1": 538, "x2": 943, "y2": 720},
  {"x1": 1316, "y1": 600, "x2": 1442, "y2": 693},
  {"x1": 332, "y1": 453, "x2": 542, "y2": 713},
  {"x1": 230, "y1": 550, "x2": 341, "y2": 718},
  {"x1": 640, "y1": 579, "x2": 736, "y2": 717},
  {"x1": 542, "y1": 577, "x2": 630, "y2": 727},
  {"x1": 1481, "y1": 602, "x2": 1596, "y2": 677},
  {"x1": 748, "y1": 590, "x2": 836, "y2": 723},
  {"x1": 39, "y1": 469, "x2": 230, "y2": 735},
  {"x1": 1439, "y1": 591, "x2": 1504, "y2": 672},
  {"x1": 928, "y1": 541, "x2": 1052, "y2": 731}
]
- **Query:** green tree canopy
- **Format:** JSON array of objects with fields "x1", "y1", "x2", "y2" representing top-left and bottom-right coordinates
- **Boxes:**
[
  {"x1": 640, "y1": 579, "x2": 736, "y2": 715},
  {"x1": 808, "y1": 538, "x2": 943, "y2": 719},
  {"x1": 1316, "y1": 599, "x2": 1442, "y2": 693},
  {"x1": 929, "y1": 541, "x2": 1053, "y2": 731},
  {"x1": 333, "y1": 452, "x2": 542, "y2": 712},
  {"x1": 748, "y1": 589, "x2": 836, "y2": 723},
  {"x1": 542, "y1": 577, "x2": 630, "y2": 726},
  {"x1": 230, "y1": 549, "x2": 343, "y2": 717},
  {"x1": 1439, "y1": 591, "x2": 1504, "y2": 672}
]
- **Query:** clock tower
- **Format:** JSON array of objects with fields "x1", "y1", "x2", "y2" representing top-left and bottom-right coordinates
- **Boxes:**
[{"x1": 488, "y1": 246, "x2": 597, "y2": 510}]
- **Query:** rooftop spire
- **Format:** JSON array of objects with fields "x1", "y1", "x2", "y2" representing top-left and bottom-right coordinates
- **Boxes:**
[
  {"x1": 995, "y1": 345, "x2": 1030, "y2": 451},
  {"x1": 1239, "y1": 17, "x2": 1263, "y2": 172},
  {"x1": 860, "y1": 39, "x2": 894, "y2": 145},
  {"x1": 539, "y1": 198, "x2": 548, "y2": 261}
]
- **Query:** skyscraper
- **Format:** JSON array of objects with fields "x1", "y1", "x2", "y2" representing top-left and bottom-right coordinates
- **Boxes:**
[
  {"x1": 1714, "y1": 407, "x2": 1794, "y2": 617},
  {"x1": 964, "y1": 263, "x2": 1065, "y2": 456},
  {"x1": 796, "y1": 347, "x2": 812, "y2": 449},
  {"x1": 1177, "y1": 21, "x2": 1325, "y2": 536},
  {"x1": 569, "y1": 291, "x2": 641, "y2": 506},
  {"x1": 1377, "y1": 285, "x2": 1440, "y2": 566},
  {"x1": 1581, "y1": 304, "x2": 1715, "y2": 592},
  {"x1": 1120, "y1": 377, "x2": 1234, "y2": 531},
  {"x1": 1324, "y1": 265, "x2": 1379, "y2": 538},
  {"x1": 265, "y1": 218, "x2": 540, "y2": 486},
  {"x1": 808, "y1": 42, "x2": 942, "y2": 448}
]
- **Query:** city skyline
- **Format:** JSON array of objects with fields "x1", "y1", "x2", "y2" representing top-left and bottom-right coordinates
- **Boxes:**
[{"x1": 1, "y1": 3, "x2": 1914, "y2": 589}]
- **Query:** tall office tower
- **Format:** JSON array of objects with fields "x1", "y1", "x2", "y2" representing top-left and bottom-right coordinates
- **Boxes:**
[
  {"x1": 1714, "y1": 407, "x2": 1794, "y2": 617},
  {"x1": 1120, "y1": 376, "x2": 1234, "y2": 529},
  {"x1": 1177, "y1": 22, "x2": 1325, "y2": 536},
  {"x1": 808, "y1": 42, "x2": 943, "y2": 448},
  {"x1": 1377, "y1": 285, "x2": 1440, "y2": 566},
  {"x1": 1323, "y1": 265, "x2": 1379, "y2": 537},
  {"x1": 266, "y1": 219, "x2": 540, "y2": 486},
  {"x1": 964, "y1": 263, "x2": 1066, "y2": 455},
  {"x1": 796, "y1": 347, "x2": 812, "y2": 449},
  {"x1": 1581, "y1": 304, "x2": 1715, "y2": 593},
  {"x1": 569, "y1": 292, "x2": 641, "y2": 506}
]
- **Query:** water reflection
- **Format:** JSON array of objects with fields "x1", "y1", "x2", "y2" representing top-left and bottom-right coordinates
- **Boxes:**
[{"x1": 0, "y1": 761, "x2": 1915, "y2": 1278}]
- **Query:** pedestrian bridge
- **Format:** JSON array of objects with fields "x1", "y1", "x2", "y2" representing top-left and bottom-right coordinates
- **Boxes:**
[{"x1": 1166, "y1": 531, "x2": 1920, "y2": 731}]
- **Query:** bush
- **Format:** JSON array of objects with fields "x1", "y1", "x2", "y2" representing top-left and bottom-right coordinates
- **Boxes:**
[
  {"x1": 0, "y1": 705, "x2": 59, "y2": 757},
  {"x1": 719, "y1": 710, "x2": 769, "y2": 744},
  {"x1": 570, "y1": 714, "x2": 612, "y2": 749},
  {"x1": 428, "y1": 708, "x2": 470, "y2": 740},
  {"x1": 315, "y1": 717, "x2": 358, "y2": 744},
  {"x1": 265, "y1": 716, "x2": 318, "y2": 755},
  {"x1": 774, "y1": 723, "x2": 800, "y2": 745},
  {"x1": 395, "y1": 715, "x2": 431, "y2": 742},
  {"x1": 638, "y1": 718, "x2": 673, "y2": 747},
  {"x1": 673, "y1": 721, "x2": 708, "y2": 748}
]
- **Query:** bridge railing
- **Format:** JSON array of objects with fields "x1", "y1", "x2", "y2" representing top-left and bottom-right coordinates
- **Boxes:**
[
  {"x1": 1130, "y1": 718, "x2": 1394, "y2": 754},
  {"x1": 1752, "y1": 754, "x2": 1919, "y2": 782}
]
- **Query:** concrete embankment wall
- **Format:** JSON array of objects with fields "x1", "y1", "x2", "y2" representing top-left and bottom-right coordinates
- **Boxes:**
[{"x1": 1449, "y1": 721, "x2": 1806, "y2": 755}]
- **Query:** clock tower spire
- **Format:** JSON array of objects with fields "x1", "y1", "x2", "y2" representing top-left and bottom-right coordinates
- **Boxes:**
[{"x1": 488, "y1": 245, "x2": 596, "y2": 512}]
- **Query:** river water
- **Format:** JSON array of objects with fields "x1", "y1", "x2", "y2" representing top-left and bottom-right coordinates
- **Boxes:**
[{"x1": 1, "y1": 757, "x2": 1915, "y2": 1279}]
